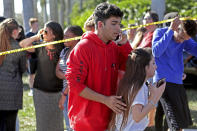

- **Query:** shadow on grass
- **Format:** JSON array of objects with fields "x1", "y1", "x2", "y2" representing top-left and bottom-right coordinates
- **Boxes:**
[{"x1": 190, "y1": 109, "x2": 197, "y2": 129}]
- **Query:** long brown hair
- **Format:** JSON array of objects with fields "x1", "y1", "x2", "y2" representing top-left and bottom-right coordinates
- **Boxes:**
[
  {"x1": 108, "y1": 48, "x2": 152, "y2": 131},
  {"x1": 131, "y1": 27, "x2": 147, "y2": 49},
  {"x1": 0, "y1": 18, "x2": 19, "y2": 65}
]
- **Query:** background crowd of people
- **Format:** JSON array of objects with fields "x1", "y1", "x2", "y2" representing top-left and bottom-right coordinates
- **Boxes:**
[{"x1": 0, "y1": 2, "x2": 197, "y2": 131}]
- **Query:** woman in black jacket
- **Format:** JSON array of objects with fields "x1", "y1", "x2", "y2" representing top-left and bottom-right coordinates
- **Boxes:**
[{"x1": 0, "y1": 18, "x2": 26, "y2": 131}]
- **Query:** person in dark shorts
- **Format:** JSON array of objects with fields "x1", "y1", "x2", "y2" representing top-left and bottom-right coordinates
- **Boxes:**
[
  {"x1": 152, "y1": 17, "x2": 197, "y2": 131},
  {"x1": 25, "y1": 18, "x2": 39, "y2": 96}
]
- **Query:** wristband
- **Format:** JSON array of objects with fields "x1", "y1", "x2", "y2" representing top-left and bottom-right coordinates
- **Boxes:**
[{"x1": 149, "y1": 100, "x2": 157, "y2": 108}]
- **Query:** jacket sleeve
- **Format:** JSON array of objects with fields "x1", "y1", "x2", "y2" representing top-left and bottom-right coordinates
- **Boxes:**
[
  {"x1": 18, "y1": 50, "x2": 27, "y2": 75},
  {"x1": 184, "y1": 39, "x2": 197, "y2": 57},
  {"x1": 152, "y1": 28, "x2": 174, "y2": 57},
  {"x1": 118, "y1": 41, "x2": 132, "y2": 70},
  {"x1": 66, "y1": 43, "x2": 89, "y2": 96}
]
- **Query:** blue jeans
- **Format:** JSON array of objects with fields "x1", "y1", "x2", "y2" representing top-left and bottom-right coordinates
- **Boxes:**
[
  {"x1": 63, "y1": 95, "x2": 71, "y2": 129},
  {"x1": 16, "y1": 116, "x2": 19, "y2": 131}
]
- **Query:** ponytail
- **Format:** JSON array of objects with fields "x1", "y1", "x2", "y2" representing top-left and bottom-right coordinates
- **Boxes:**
[{"x1": 0, "y1": 18, "x2": 19, "y2": 65}]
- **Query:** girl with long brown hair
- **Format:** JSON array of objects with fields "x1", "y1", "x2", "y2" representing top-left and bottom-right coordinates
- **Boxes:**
[
  {"x1": 108, "y1": 48, "x2": 165, "y2": 131},
  {"x1": 0, "y1": 18, "x2": 26, "y2": 131}
]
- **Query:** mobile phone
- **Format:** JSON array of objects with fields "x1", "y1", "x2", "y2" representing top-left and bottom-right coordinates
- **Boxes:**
[
  {"x1": 156, "y1": 78, "x2": 166, "y2": 88},
  {"x1": 40, "y1": 34, "x2": 44, "y2": 40},
  {"x1": 115, "y1": 34, "x2": 120, "y2": 41}
]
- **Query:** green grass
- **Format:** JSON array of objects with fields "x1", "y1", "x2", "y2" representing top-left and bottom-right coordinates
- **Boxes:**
[
  {"x1": 18, "y1": 74, "x2": 197, "y2": 130},
  {"x1": 187, "y1": 89, "x2": 197, "y2": 128},
  {"x1": 19, "y1": 73, "x2": 36, "y2": 131}
]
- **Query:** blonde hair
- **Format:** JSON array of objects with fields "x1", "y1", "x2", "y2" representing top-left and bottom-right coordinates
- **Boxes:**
[
  {"x1": 29, "y1": 18, "x2": 38, "y2": 26},
  {"x1": 84, "y1": 14, "x2": 95, "y2": 31}
]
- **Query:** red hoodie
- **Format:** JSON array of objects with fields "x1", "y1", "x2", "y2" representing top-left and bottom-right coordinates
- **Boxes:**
[{"x1": 66, "y1": 32, "x2": 132, "y2": 131}]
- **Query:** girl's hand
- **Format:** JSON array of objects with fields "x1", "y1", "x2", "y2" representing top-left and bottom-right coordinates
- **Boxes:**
[
  {"x1": 148, "y1": 82, "x2": 166, "y2": 104},
  {"x1": 59, "y1": 94, "x2": 66, "y2": 110}
]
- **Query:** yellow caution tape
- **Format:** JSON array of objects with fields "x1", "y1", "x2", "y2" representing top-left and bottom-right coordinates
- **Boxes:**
[
  {"x1": 0, "y1": 36, "x2": 81, "y2": 56},
  {"x1": 0, "y1": 17, "x2": 196, "y2": 56},
  {"x1": 122, "y1": 17, "x2": 197, "y2": 31}
]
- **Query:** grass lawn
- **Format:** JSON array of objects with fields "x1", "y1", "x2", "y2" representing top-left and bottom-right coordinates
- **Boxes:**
[{"x1": 18, "y1": 73, "x2": 197, "y2": 130}]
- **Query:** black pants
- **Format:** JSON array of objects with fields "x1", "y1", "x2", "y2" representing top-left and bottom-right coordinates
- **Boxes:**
[
  {"x1": 0, "y1": 110, "x2": 18, "y2": 131},
  {"x1": 155, "y1": 101, "x2": 168, "y2": 131},
  {"x1": 157, "y1": 82, "x2": 192, "y2": 131}
]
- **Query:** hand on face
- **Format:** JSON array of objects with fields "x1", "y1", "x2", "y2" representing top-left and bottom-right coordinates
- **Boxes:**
[
  {"x1": 116, "y1": 32, "x2": 128, "y2": 45},
  {"x1": 37, "y1": 28, "x2": 44, "y2": 41},
  {"x1": 169, "y1": 17, "x2": 181, "y2": 32}
]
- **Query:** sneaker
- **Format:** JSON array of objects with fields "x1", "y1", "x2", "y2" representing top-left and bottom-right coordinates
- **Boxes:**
[{"x1": 28, "y1": 89, "x2": 33, "y2": 96}]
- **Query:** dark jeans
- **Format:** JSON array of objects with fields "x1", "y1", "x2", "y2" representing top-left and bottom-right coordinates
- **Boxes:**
[{"x1": 0, "y1": 110, "x2": 18, "y2": 131}]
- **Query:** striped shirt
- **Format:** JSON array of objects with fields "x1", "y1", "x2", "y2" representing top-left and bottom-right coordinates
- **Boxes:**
[{"x1": 59, "y1": 47, "x2": 70, "y2": 91}]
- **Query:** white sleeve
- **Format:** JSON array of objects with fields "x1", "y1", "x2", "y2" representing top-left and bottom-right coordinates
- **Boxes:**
[{"x1": 132, "y1": 85, "x2": 146, "y2": 106}]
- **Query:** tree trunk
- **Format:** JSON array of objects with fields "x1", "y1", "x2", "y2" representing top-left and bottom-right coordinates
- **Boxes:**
[
  {"x1": 3, "y1": 0, "x2": 15, "y2": 18},
  {"x1": 49, "y1": 0, "x2": 58, "y2": 21},
  {"x1": 40, "y1": 0, "x2": 48, "y2": 23},
  {"x1": 22, "y1": 0, "x2": 34, "y2": 32},
  {"x1": 79, "y1": 0, "x2": 83, "y2": 11},
  {"x1": 151, "y1": 0, "x2": 166, "y2": 21},
  {"x1": 59, "y1": 0, "x2": 65, "y2": 27},
  {"x1": 33, "y1": 0, "x2": 38, "y2": 18},
  {"x1": 66, "y1": 0, "x2": 71, "y2": 25}
]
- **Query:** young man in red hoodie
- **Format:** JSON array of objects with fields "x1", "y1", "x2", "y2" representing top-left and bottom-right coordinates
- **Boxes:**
[{"x1": 65, "y1": 2, "x2": 132, "y2": 131}]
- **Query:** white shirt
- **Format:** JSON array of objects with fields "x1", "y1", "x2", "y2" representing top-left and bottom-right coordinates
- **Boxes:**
[{"x1": 115, "y1": 83, "x2": 149, "y2": 131}]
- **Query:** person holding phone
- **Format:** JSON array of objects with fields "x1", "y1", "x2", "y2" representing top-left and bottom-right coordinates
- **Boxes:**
[
  {"x1": 152, "y1": 17, "x2": 197, "y2": 131},
  {"x1": 20, "y1": 21, "x2": 64, "y2": 131},
  {"x1": 108, "y1": 48, "x2": 165, "y2": 131},
  {"x1": 65, "y1": 3, "x2": 132, "y2": 131}
]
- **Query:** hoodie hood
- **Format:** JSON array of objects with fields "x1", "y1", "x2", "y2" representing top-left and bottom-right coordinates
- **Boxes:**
[{"x1": 82, "y1": 31, "x2": 115, "y2": 48}]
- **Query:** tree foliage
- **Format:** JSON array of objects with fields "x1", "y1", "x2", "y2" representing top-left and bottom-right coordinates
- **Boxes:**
[
  {"x1": 70, "y1": 0, "x2": 150, "y2": 29},
  {"x1": 166, "y1": 0, "x2": 197, "y2": 17},
  {"x1": 69, "y1": 0, "x2": 197, "y2": 29}
]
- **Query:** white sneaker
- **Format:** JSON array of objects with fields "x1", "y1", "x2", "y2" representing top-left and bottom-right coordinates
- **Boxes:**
[{"x1": 28, "y1": 89, "x2": 33, "y2": 96}]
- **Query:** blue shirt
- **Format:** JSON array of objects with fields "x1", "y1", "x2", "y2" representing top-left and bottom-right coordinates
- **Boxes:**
[{"x1": 152, "y1": 27, "x2": 197, "y2": 84}]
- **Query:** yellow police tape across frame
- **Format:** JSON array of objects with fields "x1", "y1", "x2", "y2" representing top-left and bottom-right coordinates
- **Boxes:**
[
  {"x1": 0, "y1": 36, "x2": 81, "y2": 56},
  {"x1": 0, "y1": 17, "x2": 196, "y2": 56},
  {"x1": 122, "y1": 17, "x2": 197, "y2": 31}
]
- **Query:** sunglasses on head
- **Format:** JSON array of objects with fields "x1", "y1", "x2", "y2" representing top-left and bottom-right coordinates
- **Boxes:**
[
  {"x1": 18, "y1": 27, "x2": 22, "y2": 33},
  {"x1": 44, "y1": 30, "x2": 48, "y2": 34}
]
